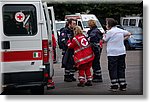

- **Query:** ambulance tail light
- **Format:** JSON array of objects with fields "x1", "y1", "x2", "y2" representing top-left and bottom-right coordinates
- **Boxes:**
[{"x1": 42, "y1": 40, "x2": 49, "y2": 64}]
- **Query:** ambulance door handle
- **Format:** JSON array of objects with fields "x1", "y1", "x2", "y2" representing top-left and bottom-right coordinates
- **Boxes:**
[{"x1": 2, "y1": 41, "x2": 10, "y2": 50}]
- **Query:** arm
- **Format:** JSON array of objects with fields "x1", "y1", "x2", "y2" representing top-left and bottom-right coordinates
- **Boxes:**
[
  {"x1": 124, "y1": 32, "x2": 131, "y2": 40},
  {"x1": 67, "y1": 37, "x2": 77, "y2": 49},
  {"x1": 102, "y1": 32, "x2": 111, "y2": 42}
]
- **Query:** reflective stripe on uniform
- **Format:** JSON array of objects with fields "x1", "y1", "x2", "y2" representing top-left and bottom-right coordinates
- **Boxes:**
[
  {"x1": 78, "y1": 76, "x2": 85, "y2": 79},
  {"x1": 95, "y1": 70, "x2": 101, "y2": 73},
  {"x1": 87, "y1": 76, "x2": 92, "y2": 81},
  {"x1": 65, "y1": 70, "x2": 70, "y2": 73},
  {"x1": 75, "y1": 54, "x2": 94, "y2": 63},
  {"x1": 111, "y1": 83, "x2": 118, "y2": 85},
  {"x1": 73, "y1": 37, "x2": 81, "y2": 47},
  {"x1": 111, "y1": 79, "x2": 118, "y2": 83},
  {"x1": 118, "y1": 78, "x2": 125, "y2": 82},
  {"x1": 68, "y1": 43, "x2": 71, "y2": 47},
  {"x1": 74, "y1": 45, "x2": 90, "y2": 54},
  {"x1": 119, "y1": 82, "x2": 126, "y2": 85},
  {"x1": 95, "y1": 73, "x2": 102, "y2": 76}
]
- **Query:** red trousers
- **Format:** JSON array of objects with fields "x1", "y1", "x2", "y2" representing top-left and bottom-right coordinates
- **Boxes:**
[{"x1": 78, "y1": 61, "x2": 93, "y2": 82}]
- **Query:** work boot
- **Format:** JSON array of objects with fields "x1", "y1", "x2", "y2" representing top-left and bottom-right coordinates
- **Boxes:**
[
  {"x1": 64, "y1": 75, "x2": 72, "y2": 82},
  {"x1": 85, "y1": 80, "x2": 92, "y2": 86},
  {"x1": 77, "y1": 81, "x2": 85, "y2": 87},
  {"x1": 70, "y1": 74, "x2": 76, "y2": 81},
  {"x1": 109, "y1": 85, "x2": 118, "y2": 92},
  {"x1": 47, "y1": 79, "x2": 55, "y2": 90},
  {"x1": 92, "y1": 75, "x2": 103, "y2": 83},
  {"x1": 119, "y1": 84, "x2": 127, "y2": 91}
]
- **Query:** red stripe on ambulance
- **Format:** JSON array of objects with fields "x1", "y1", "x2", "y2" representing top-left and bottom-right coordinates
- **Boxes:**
[{"x1": 1, "y1": 50, "x2": 43, "y2": 62}]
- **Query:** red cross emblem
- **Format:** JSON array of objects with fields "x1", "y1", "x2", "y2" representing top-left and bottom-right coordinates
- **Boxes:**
[
  {"x1": 17, "y1": 14, "x2": 23, "y2": 20},
  {"x1": 15, "y1": 12, "x2": 25, "y2": 22},
  {"x1": 81, "y1": 38, "x2": 88, "y2": 47}
]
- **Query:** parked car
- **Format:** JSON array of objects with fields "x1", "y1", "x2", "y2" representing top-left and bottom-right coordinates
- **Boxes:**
[
  {"x1": 116, "y1": 25, "x2": 126, "y2": 30},
  {"x1": 123, "y1": 26, "x2": 143, "y2": 50}
]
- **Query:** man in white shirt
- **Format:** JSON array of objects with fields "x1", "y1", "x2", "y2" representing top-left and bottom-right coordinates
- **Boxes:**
[{"x1": 103, "y1": 18, "x2": 131, "y2": 91}]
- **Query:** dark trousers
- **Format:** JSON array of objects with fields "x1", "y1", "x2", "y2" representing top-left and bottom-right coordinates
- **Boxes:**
[
  {"x1": 108, "y1": 54, "x2": 127, "y2": 86},
  {"x1": 62, "y1": 49, "x2": 75, "y2": 75},
  {"x1": 92, "y1": 46, "x2": 102, "y2": 76}
]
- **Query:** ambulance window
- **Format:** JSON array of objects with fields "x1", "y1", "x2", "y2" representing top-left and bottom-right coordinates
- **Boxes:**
[{"x1": 3, "y1": 4, "x2": 37, "y2": 36}]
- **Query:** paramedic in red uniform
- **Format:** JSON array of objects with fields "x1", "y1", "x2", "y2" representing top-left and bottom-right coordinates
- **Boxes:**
[{"x1": 67, "y1": 26, "x2": 95, "y2": 87}]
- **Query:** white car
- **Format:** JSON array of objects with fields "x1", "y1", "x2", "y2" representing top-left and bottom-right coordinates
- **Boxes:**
[{"x1": 55, "y1": 20, "x2": 66, "y2": 36}]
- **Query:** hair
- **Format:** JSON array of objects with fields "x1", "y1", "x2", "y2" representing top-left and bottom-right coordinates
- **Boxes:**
[
  {"x1": 88, "y1": 19, "x2": 97, "y2": 28},
  {"x1": 73, "y1": 26, "x2": 83, "y2": 36},
  {"x1": 67, "y1": 19, "x2": 76, "y2": 25},
  {"x1": 106, "y1": 18, "x2": 118, "y2": 28}
]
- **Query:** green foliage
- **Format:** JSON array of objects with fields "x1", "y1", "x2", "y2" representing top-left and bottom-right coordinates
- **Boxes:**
[{"x1": 48, "y1": 2, "x2": 142, "y2": 25}]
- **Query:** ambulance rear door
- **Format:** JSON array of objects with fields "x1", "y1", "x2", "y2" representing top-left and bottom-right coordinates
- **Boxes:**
[
  {"x1": 0, "y1": 1, "x2": 3, "y2": 93},
  {"x1": 1, "y1": 2, "x2": 43, "y2": 75},
  {"x1": 43, "y1": 2, "x2": 54, "y2": 77}
]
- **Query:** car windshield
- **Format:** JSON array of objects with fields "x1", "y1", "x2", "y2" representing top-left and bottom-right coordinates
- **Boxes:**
[
  {"x1": 82, "y1": 21, "x2": 102, "y2": 28},
  {"x1": 56, "y1": 23, "x2": 66, "y2": 30}
]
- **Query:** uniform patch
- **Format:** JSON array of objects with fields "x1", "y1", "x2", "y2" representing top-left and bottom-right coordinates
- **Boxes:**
[
  {"x1": 81, "y1": 38, "x2": 88, "y2": 47},
  {"x1": 61, "y1": 33, "x2": 65, "y2": 36}
]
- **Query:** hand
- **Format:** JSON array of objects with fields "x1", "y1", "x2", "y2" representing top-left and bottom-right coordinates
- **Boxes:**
[{"x1": 67, "y1": 39, "x2": 71, "y2": 44}]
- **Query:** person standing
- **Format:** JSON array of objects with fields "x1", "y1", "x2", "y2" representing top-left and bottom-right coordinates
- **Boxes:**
[
  {"x1": 87, "y1": 19, "x2": 103, "y2": 82},
  {"x1": 67, "y1": 26, "x2": 94, "y2": 87},
  {"x1": 103, "y1": 18, "x2": 131, "y2": 91},
  {"x1": 59, "y1": 19, "x2": 77, "y2": 82}
]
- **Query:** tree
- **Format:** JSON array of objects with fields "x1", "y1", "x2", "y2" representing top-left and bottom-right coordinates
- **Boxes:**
[{"x1": 48, "y1": 2, "x2": 142, "y2": 25}]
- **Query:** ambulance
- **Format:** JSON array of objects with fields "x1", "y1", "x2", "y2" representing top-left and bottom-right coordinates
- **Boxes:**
[
  {"x1": 65, "y1": 13, "x2": 105, "y2": 36},
  {"x1": 0, "y1": 0, "x2": 54, "y2": 94}
]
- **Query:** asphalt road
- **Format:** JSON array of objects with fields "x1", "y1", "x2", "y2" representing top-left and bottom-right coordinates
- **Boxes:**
[{"x1": 2, "y1": 48, "x2": 143, "y2": 95}]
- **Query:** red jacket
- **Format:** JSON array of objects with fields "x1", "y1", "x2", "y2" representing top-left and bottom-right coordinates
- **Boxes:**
[{"x1": 67, "y1": 34, "x2": 94, "y2": 67}]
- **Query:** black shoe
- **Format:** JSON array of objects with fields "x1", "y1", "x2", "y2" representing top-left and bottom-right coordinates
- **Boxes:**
[
  {"x1": 70, "y1": 74, "x2": 76, "y2": 81},
  {"x1": 64, "y1": 75, "x2": 72, "y2": 82},
  {"x1": 92, "y1": 75, "x2": 103, "y2": 83},
  {"x1": 85, "y1": 81, "x2": 92, "y2": 86},
  {"x1": 47, "y1": 82, "x2": 55, "y2": 90},
  {"x1": 71, "y1": 77, "x2": 76, "y2": 81},
  {"x1": 77, "y1": 83, "x2": 85, "y2": 87},
  {"x1": 119, "y1": 84, "x2": 127, "y2": 91},
  {"x1": 92, "y1": 78, "x2": 103, "y2": 83},
  {"x1": 109, "y1": 85, "x2": 118, "y2": 92}
]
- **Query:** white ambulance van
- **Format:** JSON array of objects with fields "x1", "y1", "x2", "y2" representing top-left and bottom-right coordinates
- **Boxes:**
[
  {"x1": 65, "y1": 13, "x2": 105, "y2": 36},
  {"x1": 0, "y1": 0, "x2": 54, "y2": 94}
]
